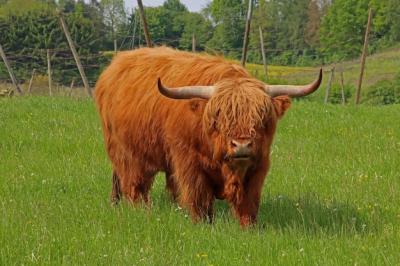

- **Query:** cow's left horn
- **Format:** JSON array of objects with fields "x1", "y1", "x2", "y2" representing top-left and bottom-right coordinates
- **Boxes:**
[
  {"x1": 264, "y1": 69, "x2": 323, "y2": 97},
  {"x1": 157, "y1": 78, "x2": 215, "y2": 99}
]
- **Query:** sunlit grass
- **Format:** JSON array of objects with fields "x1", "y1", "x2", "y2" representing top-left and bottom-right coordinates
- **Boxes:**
[
  {"x1": 246, "y1": 63, "x2": 314, "y2": 77},
  {"x1": 0, "y1": 97, "x2": 399, "y2": 265}
]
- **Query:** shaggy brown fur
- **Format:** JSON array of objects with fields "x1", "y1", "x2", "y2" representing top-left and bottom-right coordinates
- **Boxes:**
[
  {"x1": 204, "y1": 78, "x2": 272, "y2": 138},
  {"x1": 95, "y1": 47, "x2": 291, "y2": 227}
]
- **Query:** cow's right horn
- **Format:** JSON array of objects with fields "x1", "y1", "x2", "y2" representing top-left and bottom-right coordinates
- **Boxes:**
[
  {"x1": 157, "y1": 78, "x2": 215, "y2": 100},
  {"x1": 264, "y1": 69, "x2": 323, "y2": 97}
]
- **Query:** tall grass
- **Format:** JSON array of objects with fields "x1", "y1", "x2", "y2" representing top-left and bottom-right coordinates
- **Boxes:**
[{"x1": 0, "y1": 97, "x2": 399, "y2": 265}]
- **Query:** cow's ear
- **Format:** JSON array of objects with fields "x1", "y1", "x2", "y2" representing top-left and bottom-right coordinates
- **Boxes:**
[{"x1": 272, "y1": 96, "x2": 291, "y2": 119}]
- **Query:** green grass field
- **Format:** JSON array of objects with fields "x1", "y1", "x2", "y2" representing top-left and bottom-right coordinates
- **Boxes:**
[{"x1": 1, "y1": 96, "x2": 399, "y2": 265}]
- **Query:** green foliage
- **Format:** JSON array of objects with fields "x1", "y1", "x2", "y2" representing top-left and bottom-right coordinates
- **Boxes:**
[
  {"x1": 205, "y1": 0, "x2": 245, "y2": 58},
  {"x1": 163, "y1": 0, "x2": 188, "y2": 41},
  {"x1": 100, "y1": 0, "x2": 127, "y2": 50},
  {"x1": 386, "y1": 0, "x2": 400, "y2": 42},
  {"x1": 0, "y1": 0, "x2": 108, "y2": 85},
  {"x1": 179, "y1": 12, "x2": 213, "y2": 50},
  {"x1": 1, "y1": 0, "x2": 400, "y2": 75},
  {"x1": 363, "y1": 76, "x2": 400, "y2": 105},
  {"x1": 329, "y1": 84, "x2": 354, "y2": 104},
  {"x1": 319, "y1": 0, "x2": 400, "y2": 62},
  {"x1": 1, "y1": 97, "x2": 400, "y2": 264},
  {"x1": 266, "y1": 0, "x2": 309, "y2": 52},
  {"x1": 0, "y1": 0, "x2": 49, "y2": 16},
  {"x1": 247, "y1": 0, "x2": 317, "y2": 66},
  {"x1": 320, "y1": 0, "x2": 368, "y2": 61},
  {"x1": 140, "y1": 7, "x2": 170, "y2": 44},
  {"x1": 129, "y1": 1, "x2": 189, "y2": 47}
]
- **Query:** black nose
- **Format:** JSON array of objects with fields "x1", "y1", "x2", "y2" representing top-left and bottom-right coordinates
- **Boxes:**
[{"x1": 230, "y1": 139, "x2": 253, "y2": 158}]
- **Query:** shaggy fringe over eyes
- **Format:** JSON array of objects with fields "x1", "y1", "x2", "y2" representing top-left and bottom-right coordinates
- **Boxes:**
[{"x1": 203, "y1": 78, "x2": 273, "y2": 138}]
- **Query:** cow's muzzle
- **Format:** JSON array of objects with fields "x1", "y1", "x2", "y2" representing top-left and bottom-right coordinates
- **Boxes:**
[{"x1": 230, "y1": 139, "x2": 253, "y2": 161}]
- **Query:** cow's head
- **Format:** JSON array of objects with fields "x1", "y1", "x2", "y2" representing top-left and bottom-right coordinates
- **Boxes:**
[{"x1": 157, "y1": 70, "x2": 322, "y2": 174}]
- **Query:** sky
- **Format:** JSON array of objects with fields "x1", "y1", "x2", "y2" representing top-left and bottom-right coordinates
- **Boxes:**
[{"x1": 124, "y1": 0, "x2": 210, "y2": 13}]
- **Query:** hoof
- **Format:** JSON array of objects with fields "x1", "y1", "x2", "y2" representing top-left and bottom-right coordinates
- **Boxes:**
[{"x1": 110, "y1": 197, "x2": 120, "y2": 207}]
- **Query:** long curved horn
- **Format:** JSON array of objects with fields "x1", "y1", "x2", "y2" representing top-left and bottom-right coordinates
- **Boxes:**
[
  {"x1": 264, "y1": 69, "x2": 323, "y2": 97},
  {"x1": 157, "y1": 78, "x2": 215, "y2": 99}
]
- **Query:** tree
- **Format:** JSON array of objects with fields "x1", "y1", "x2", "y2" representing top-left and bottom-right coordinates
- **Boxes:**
[
  {"x1": 179, "y1": 12, "x2": 212, "y2": 51},
  {"x1": 162, "y1": 0, "x2": 188, "y2": 45},
  {"x1": 319, "y1": 0, "x2": 396, "y2": 62},
  {"x1": 100, "y1": 0, "x2": 126, "y2": 51},
  {"x1": 206, "y1": 0, "x2": 246, "y2": 58},
  {"x1": 0, "y1": 0, "x2": 49, "y2": 16},
  {"x1": 374, "y1": 0, "x2": 400, "y2": 44},
  {"x1": 128, "y1": 1, "x2": 189, "y2": 48},
  {"x1": 305, "y1": 0, "x2": 321, "y2": 48},
  {"x1": 0, "y1": 0, "x2": 107, "y2": 84},
  {"x1": 59, "y1": 0, "x2": 76, "y2": 13},
  {"x1": 163, "y1": 0, "x2": 187, "y2": 13},
  {"x1": 253, "y1": 0, "x2": 310, "y2": 65},
  {"x1": 140, "y1": 6, "x2": 169, "y2": 44},
  {"x1": 247, "y1": 0, "x2": 268, "y2": 64}
]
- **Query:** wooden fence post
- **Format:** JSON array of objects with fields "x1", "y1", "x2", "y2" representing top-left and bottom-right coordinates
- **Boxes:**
[
  {"x1": 258, "y1": 26, "x2": 268, "y2": 79},
  {"x1": 68, "y1": 78, "x2": 75, "y2": 97},
  {"x1": 27, "y1": 68, "x2": 36, "y2": 94},
  {"x1": 137, "y1": 0, "x2": 152, "y2": 47},
  {"x1": 241, "y1": 0, "x2": 253, "y2": 66},
  {"x1": 70, "y1": 78, "x2": 75, "y2": 90},
  {"x1": 340, "y1": 71, "x2": 346, "y2": 104},
  {"x1": 59, "y1": 12, "x2": 92, "y2": 97},
  {"x1": 47, "y1": 49, "x2": 52, "y2": 96},
  {"x1": 0, "y1": 43, "x2": 22, "y2": 94},
  {"x1": 192, "y1": 34, "x2": 196, "y2": 52},
  {"x1": 324, "y1": 66, "x2": 335, "y2": 104},
  {"x1": 355, "y1": 7, "x2": 373, "y2": 105}
]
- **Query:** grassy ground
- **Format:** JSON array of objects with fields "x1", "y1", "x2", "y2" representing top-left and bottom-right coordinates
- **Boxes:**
[{"x1": 0, "y1": 96, "x2": 399, "y2": 265}]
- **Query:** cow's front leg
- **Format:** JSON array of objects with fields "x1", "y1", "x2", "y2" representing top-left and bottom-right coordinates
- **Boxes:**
[
  {"x1": 229, "y1": 168, "x2": 267, "y2": 228},
  {"x1": 233, "y1": 189, "x2": 261, "y2": 227},
  {"x1": 165, "y1": 171, "x2": 179, "y2": 201},
  {"x1": 171, "y1": 153, "x2": 215, "y2": 223},
  {"x1": 222, "y1": 164, "x2": 255, "y2": 227},
  {"x1": 169, "y1": 141, "x2": 218, "y2": 223},
  {"x1": 179, "y1": 172, "x2": 215, "y2": 223},
  {"x1": 110, "y1": 170, "x2": 121, "y2": 206},
  {"x1": 190, "y1": 194, "x2": 214, "y2": 223}
]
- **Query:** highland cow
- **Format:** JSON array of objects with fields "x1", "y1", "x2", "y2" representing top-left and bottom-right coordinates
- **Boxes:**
[{"x1": 95, "y1": 47, "x2": 322, "y2": 227}]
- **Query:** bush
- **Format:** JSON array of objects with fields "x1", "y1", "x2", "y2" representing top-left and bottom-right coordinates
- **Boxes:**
[
  {"x1": 329, "y1": 84, "x2": 354, "y2": 104},
  {"x1": 0, "y1": 64, "x2": 9, "y2": 82},
  {"x1": 363, "y1": 78, "x2": 400, "y2": 105}
]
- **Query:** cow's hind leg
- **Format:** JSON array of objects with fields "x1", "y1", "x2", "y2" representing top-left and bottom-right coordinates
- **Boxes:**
[
  {"x1": 119, "y1": 164, "x2": 156, "y2": 206},
  {"x1": 137, "y1": 172, "x2": 156, "y2": 205},
  {"x1": 165, "y1": 172, "x2": 178, "y2": 201},
  {"x1": 110, "y1": 170, "x2": 121, "y2": 206},
  {"x1": 128, "y1": 175, "x2": 155, "y2": 205}
]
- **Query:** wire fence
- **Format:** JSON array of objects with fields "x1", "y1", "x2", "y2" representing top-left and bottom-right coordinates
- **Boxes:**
[{"x1": 0, "y1": 39, "x2": 359, "y2": 101}]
